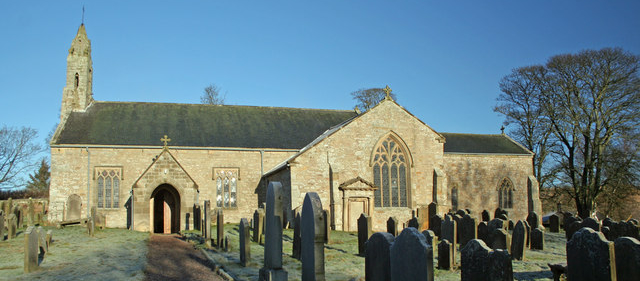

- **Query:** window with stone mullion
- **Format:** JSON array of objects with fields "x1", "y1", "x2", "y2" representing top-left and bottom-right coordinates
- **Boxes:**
[
  {"x1": 215, "y1": 169, "x2": 238, "y2": 209},
  {"x1": 372, "y1": 137, "x2": 409, "y2": 208},
  {"x1": 499, "y1": 178, "x2": 514, "y2": 209}
]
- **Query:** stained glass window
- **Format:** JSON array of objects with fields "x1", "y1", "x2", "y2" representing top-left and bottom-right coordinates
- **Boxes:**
[
  {"x1": 214, "y1": 168, "x2": 239, "y2": 209},
  {"x1": 96, "y1": 168, "x2": 122, "y2": 209},
  {"x1": 372, "y1": 136, "x2": 410, "y2": 207}
]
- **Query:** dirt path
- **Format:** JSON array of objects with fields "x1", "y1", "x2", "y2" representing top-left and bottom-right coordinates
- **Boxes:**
[{"x1": 144, "y1": 234, "x2": 224, "y2": 281}]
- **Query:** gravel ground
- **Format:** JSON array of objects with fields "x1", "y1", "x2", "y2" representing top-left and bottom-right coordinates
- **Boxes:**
[{"x1": 144, "y1": 234, "x2": 224, "y2": 281}]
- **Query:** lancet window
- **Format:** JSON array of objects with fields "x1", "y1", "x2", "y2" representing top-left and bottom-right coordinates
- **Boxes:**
[{"x1": 498, "y1": 178, "x2": 514, "y2": 209}]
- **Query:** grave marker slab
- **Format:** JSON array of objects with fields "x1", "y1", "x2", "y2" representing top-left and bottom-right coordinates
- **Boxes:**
[
  {"x1": 491, "y1": 228, "x2": 511, "y2": 252},
  {"x1": 481, "y1": 210, "x2": 490, "y2": 222},
  {"x1": 365, "y1": 232, "x2": 394, "y2": 281},
  {"x1": 460, "y1": 214, "x2": 477, "y2": 247},
  {"x1": 24, "y1": 226, "x2": 38, "y2": 273},
  {"x1": 407, "y1": 217, "x2": 419, "y2": 229},
  {"x1": 511, "y1": 221, "x2": 527, "y2": 260},
  {"x1": 429, "y1": 215, "x2": 442, "y2": 238},
  {"x1": 438, "y1": 239, "x2": 453, "y2": 270},
  {"x1": 358, "y1": 213, "x2": 372, "y2": 256},
  {"x1": 614, "y1": 237, "x2": 640, "y2": 281},
  {"x1": 0, "y1": 211, "x2": 4, "y2": 241},
  {"x1": 477, "y1": 221, "x2": 489, "y2": 244},
  {"x1": 530, "y1": 227, "x2": 544, "y2": 250},
  {"x1": 461, "y1": 239, "x2": 491, "y2": 281},
  {"x1": 422, "y1": 230, "x2": 437, "y2": 247},
  {"x1": 390, "y1": 227, "x2": 434, "y2": 281},
  {"x1": 293, "y1": 211, "x2": 301, "y2": 260},
  {"x1": 203, "y1": 200, "x2": 211, "y2": 246},
  {"x1": 253, "y1": 208, "x2": 265, "y2": 244},
  {"x1": 301, "y1": 192, "x2": 325, "y2": 281},
  {"x1": 566, "y1": 227, "x2": 616, "y2": 281},
  {"x1": 259, "y1": 182, "x2": 288, "y2": 281},
  {"x1": 239, "y1": 218, "x2": 251, "y2": 267},
  {"x1": 417, "y1": 206, "x2": 429, "y2": 230},
  {"x1": 526, "y1": 212, "x2": 540, "y2": 229},
  {"x1": 216, "y1": 209, "x2": 224, "y2": 248},
  {"x1": 387, "y1": 217, "x2": 398, "y2": 237},
  {"x1": 488, "y1": 249, "x2": 513, "y2": 281},
  {"x1": 549, "y1": 214, "x2": 560, "y2": 233},
  {"x1": 7, "y1": 213, "x2": 17, "y2": 239}
]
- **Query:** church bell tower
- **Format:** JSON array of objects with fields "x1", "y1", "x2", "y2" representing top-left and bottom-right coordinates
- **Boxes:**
[{"x1": 60, "y1": 24, "x2": 93, "y2": 122}]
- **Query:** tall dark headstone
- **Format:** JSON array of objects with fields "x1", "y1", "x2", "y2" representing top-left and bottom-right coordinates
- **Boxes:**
[
  {"x1": 390, "y1": 227, "x2": 434, "y2": 281},
  {"x1": 387, "y1": 217, "x2": 398, "y2": 237},
  {"x1": 323, "y1": 209, "x2": 331, "y2": 244},
  {"x1": 365, "y1": 232, "x2": 394, "y2": 281},
  {"x1": 461, "y1": 239, "x2": 491, "y2": 281},
  {"x1": 441, "y1": 215, "x2": 457, "y2": 263},
  {"x1": 193, "y1": 204, "x2": 201, "y2": 231},
  {"x1": 216, "y1": 209, "x2": 225, "y2": 248},
  {"x1": 549, "y1": 213, "x2": 560, "y2": 233},
  {"x1": 358, "y1": 213, "x2": 372, "y2": 256},
  {"x1": 491, "y1": 228, "x2": 511, "y2": 252},
  {"x1": 477, "y1": 221, "x2": 489, "y2": 244},
  {"x1": 259, "y1": 182, "x2": 288, "y2": 281},
  {"x1": 253, "y1": 208, "x2": 265, "y2": 244},
  {"x1": 293, "y1": 211, "x2": 301, "y2": 260},
  {"x1": 566, "y1": 227, "x2": 616, "y2": 281},
  {"x1": 614, "y1": 237, "x2": 640, "y2": 281},
  {"x1": 481, "y1": 210, "x2": 490, "y2": 222},
  {"x1": 438, "y1": 239, "x2": 453, "y2": 270},
  {"x1": 488, "y1": 249, "x2": 513, "y2": 281},
  {"x1": 428, "y1": 202, "x2": 437, "y2": 228},
  {"x1": 530, "y1": 227, "x2": 544, "y2": 250},
  {"x1": 203, "y1": 200, "x2": 211, "y2": 246},
  {"x1": 422, "y1": 230, "x2": 437, "y2": 247},
  {"x1": 429, "y1": 215, "x2": 442, "y2": 238},
  {"x1": 301, "y1": 192, "x2": 325, "y2": 281},
  {"x1": 526, "y1": 212, "x2": 540, "y2": 230},
  {"x1": 407, "y1": 217, "x2": 420, "y2": 229},
  {"x1": 239, "y1": 218, "x2": 251, "y2": 267},
  {"x1": 510, "y1": 221, "x2": 527, "y2": 260},
  {"x1": 7, "y1": 213, "x2": 17, "y2": 239},
  {"x1": 417, "y1": 206, "x2": 429, "y2": 230},
  {"x1": 460, "y1": 214, "x2": 477, "y2": 247}
]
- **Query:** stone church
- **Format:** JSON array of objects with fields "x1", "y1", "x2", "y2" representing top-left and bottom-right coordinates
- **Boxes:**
[{"x1": 49, "y1": 24, "x2": 541, "y2": 233}]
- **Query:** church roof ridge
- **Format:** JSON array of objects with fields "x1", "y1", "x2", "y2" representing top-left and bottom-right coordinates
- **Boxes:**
[{"x1": 91, "y1": 100, "x2": 356, "y2": 113}]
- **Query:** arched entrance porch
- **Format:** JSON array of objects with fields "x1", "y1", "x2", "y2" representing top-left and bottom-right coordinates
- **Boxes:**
[{"x1": 150, "y1": 184, "x2": 180, "y2": 234}]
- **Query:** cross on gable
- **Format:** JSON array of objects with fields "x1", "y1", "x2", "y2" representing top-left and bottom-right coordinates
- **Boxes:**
[
  {"x1": 161, "y1": 135, "x2": 171, "y2": 148},
  {"x1": 383, "y1": 85, "x2": 392, "y2": 100}
]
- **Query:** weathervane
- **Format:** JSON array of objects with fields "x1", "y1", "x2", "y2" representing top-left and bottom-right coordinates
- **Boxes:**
[
  {"x1": 161, "y1": 135, "x2": 171, "y2": 148},
  {"x1": 383, "y1": 85, "x2": 392, "y2": 100}
]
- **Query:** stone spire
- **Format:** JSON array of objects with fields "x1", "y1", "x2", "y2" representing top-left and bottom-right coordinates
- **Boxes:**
[{"x1": 60, "y1": 24, "x2": 93, "y2": 122}]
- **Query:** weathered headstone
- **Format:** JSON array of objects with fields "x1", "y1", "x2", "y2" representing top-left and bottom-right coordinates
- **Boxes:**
[
  {"x1": 508, "y1": 220, "x2": 514, "y2": 231},
  {"x1": 4, "y1": 198, "x2": 12, "y2": 218},
  {"x1": 530, "y1": 227, "x2": 544, "y2": 250},
  {"x1": 461, "y1": 239, "x2": 491, "y2": 281},
  {"x1": 488, "y1": 249, "x2": 513, "y2": 281},
  {"x1": 510, "y1": 221, "x2": 527, "y2": 260},
  {"x1": 259, "y1": 182, "x2": 288, "y2": 281},
  {"x1": 193, "y1": 204, "x2": 201, "y2": 231},
  {"x1": 497, "y1": 214, "x2": 509, "y2": 221},
  {"x1": 456, "y1": 209, "x2": 467, "y2": 217},
  {"x1": 438, "y1": 239, "x2": 453, "y2": 270},
  {"x1": 477, "y1": 221, "x2": 489, "y2": 244},
  {"x1": 407, "y1": 217, "x2": 419, "y2": 229},
  {"x1": 490, "y1": 228, "x2": 511, "y2": 252},
  {"x1": 566, "y1": 227, "x2": 616, "y2": 281},
  {"x1": 7, "y1": 213, "x2": 17, "y2": 239},
  {"x1": 429, "y1": 215, "x2": 442, "y2": 238},
  {"x1": 563, "y1": 213, "x2": 579, "y2": 231},
  {"x1": 481, "y1": 210, "x2": 490, "y2": 222},
  {"x1": 24, "y1": 226, "x2": 39, "y2": 273},
  {"x1": 358, "y1": 213, "x2": 372, "y2": 256},
  {"x1": 453, "y1": 214, "x2": 463, "y2": 243},
  {"x1": 604, "y1": 220, "x2": 640, "y2": 241},
  {"x1": 323, "y1": 209, "x2": 331, "y2": 244},
  {"x1": 66, "y1": 194, "x2": 81, "y2": 220},
  {"x1": 460, "y1": 214, "x2": 477, "y2": 247},
  {"x1": 422, "y1": 230, "x2": 437, "y2": 247},
  {"x1": 0, "y1": 211, "x2": 4, "y2": 241},
  {"x1": 46, "y1": 230, "x2": 53, "y2": 248},
  {"x1": 387, "y1": 217, "x2": 398, "y2": 237},
  {"x1": 526, "y1": 212, "x2": 540, "y2": 229},
  {"x1": 216, "y1": 209, "x2": 224, "y2": 248},
  {"x1": 365, "y1": 232, "x2": 394, "y2": 281},
  {"x1": 549, "y1": 213, "x2": 560, "y2": 233},
  {"x1": 301, "y1": 192, "x2": 325, "y2": 281},
  {"x1": 37, "y1": 226, "x2": 47, "y2": 256},
  {"x1": 417, "y1": 206, "x2": 429, "y2": 230},
  {"x1": 390, "y1": 227, "x2": 434, "y2": 281},
  {"x1": 87, "y1": 206, "x2": 96, "y2": 237},
  {"x1": 488, "y1": 218, "x2": 506, "y2": 232},
  {"x1": 239, "y1": 218, "x2": 251, "y2": 267},
  {"x1": 523, "y1": 220, "x2": 531, "y2": 248},
  {"x1": 253, "y1": 208, "x2": 265, "y2": 244},
  {"x1": 441, "y1": 215, "x2": 457, "y2": 263},
  {"x1": 494, "y1": 208, "x2": 503, "y2": 219},
  {"x1": 428, "y1": 202, "x2": 437, "y2": 226},
  {"x1": 567, "y1": 217, "x2": 600, "y2": 240},
  {"x1": 203, "y1": 200, "x2": 211, "y2": 246},
  {"x1": 293, "y1": 211, "x2": 301, "y2": 260},
  {"x1": 614, "y1": 237, "x2": 640, "y2": 281}
]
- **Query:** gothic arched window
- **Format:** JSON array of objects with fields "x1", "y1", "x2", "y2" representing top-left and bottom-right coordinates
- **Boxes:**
[
  {"x1": 498, "y1": 178, "x2": 514, "y2": 209},
  {"x1": 373, "y1": 136, "x2": 410, "y2": 207},
  {"x1": 96, "y1": 167, "x2": 121, "y2": 209}
]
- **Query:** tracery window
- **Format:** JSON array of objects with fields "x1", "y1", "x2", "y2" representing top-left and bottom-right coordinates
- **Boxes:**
[
  {"x1": 372, "y1": 136, "x2": 409, "y2": 207},
  {"x1": 498, "y1": 178, "x2": 514, "y2": 209},
  {"x1": 214, "y1": 168, "x2": 239, "y2": 208},
  {"x1": 95, "y1": 167, "x2": 121, "y2": 209}
]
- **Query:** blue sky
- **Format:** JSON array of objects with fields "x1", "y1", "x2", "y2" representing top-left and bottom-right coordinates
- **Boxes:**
[{"x1": 1, "y1": 1, "x2": 639, "y2": 159}]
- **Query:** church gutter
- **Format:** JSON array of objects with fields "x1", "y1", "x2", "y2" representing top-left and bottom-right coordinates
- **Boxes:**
[
  {"x1": 86, "y1": 147, "x2": 91, "y2": 216},
  {"x1": 51, "y1": 144, "x2": 300, "y2": 153}
]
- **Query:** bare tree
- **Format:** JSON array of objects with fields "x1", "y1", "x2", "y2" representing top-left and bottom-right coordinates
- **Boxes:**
[
  {"x1": 200, "y1": 84, "x2": 226, "y2": 105},
  {"x1": 350, "y1": 87, "x2": 397, "y2": 111},
  {"x1": 498, "y1": 48, "x2": 640, "y2": 218},
  {"x1": 0, "y1": 126, "x2": 42, "y2": 190}
]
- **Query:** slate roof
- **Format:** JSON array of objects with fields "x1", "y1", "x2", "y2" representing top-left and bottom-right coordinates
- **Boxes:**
[
  {"x1": 440, "y1": 133, "x2": 531, "y2": 155},
  {"x1": 53, "y1": 101, "x2": 358, "y2": 149}
]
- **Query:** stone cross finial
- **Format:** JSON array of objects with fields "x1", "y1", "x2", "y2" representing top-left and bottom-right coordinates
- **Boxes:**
[
  {"x1": 383, "y1": 85, "x2": 392, "y2": 100},
  {"x1": 161, "y1": 135, "x2": 171, "y2": 148},
  {"x1": 500, "y1": 126, "x2": 505, "y2": 134}
]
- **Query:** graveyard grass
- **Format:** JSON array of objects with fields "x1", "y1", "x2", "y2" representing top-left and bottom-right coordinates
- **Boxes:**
[
  {"x1": 199, "y1": 224, "x2": 568, "y2": 281},
  {"x1": 0, "y1": 225, "x2": 148, "y2": 281}
]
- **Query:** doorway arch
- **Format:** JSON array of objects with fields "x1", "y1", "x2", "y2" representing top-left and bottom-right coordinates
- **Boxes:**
[{"x1": 150, "y1": 184, "x2": 180, "y2": 234}]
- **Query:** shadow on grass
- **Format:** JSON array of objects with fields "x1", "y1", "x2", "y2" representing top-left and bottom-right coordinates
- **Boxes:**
[{"x1": 513, "y1": 270, "x2": 552, "y2": 280}]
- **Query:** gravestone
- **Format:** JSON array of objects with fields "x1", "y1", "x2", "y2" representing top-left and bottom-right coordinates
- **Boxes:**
[
  {"x1": 429, "y1": 215, "x2": 442, "y2": 238},
  {"x1": 422, "y1": 230, "x2": 437, "y2": 247},
  {"x1": 523, "y1": 220, "x2": 531, "y2": 248},
  {"x1": 365, "y1": 232, "x2": 394, "y2": 281},
  {"x1": 530, "y1": 227, "x2": 544, "y2": 250},
  {"x1": 453, "y1": 214, "x2": 463, "y2": 243},
  {"x1": 253, "y1": 208, "x2": 265, "y2": 244},
  {"x1": 549, "y1": 214, "x2": 560, "y2": 233},
  {"x1": 438, "y1": 239, "x2": 453, "y2": 270},
  {"x1": 66, "y1": 194, "x2": 82, "y2": 220},
  {"x1": 0, "y1": 211, "x2": 4, "y2": 241},
  {"x1": 460, "y1": 214, "x2": 477, "y2": 247},
  {"x1": 481, "y1": 210, "x2": 490, "y2": 222},
  {"x1": 4, "y1": 198, "x2": 12, "y2": 217},
  {"x1": 497, "y1": 214, "x2": 509, "y2": 221},
  {"x1": 491, "y1": 228, "x2": 511, "y2": 252},
  {"x1": 407, "y1": 217, "x2": 419, "y2": 229},
  {"x1": 441, "y1": 215, "x2": 457, "y2": 263},
  {"x1": 494, "y1": 208, "x2": 503, "y2": 219},
  {"x1": 390, "y1": 227, "x2": 434, "y2": 281},
  {"x1": 456, "y1": 209, "x2": 467, "y2": 217},
  {"x1": 526, "y1": 212, "x2": 540, "y2": 229},
  {"x1": 24, "y1": 226, "x2": 39, "y2": 273},
  {"x1": 301, "y1": 192, "x2": 325, "y2": 281},
  {"x1": 508, "y1": 220, "x2": 514, "y2": 231},
  {"x1": 488, "y1": 218, "x2": 506, "y2": 232},
  {"x1": 428, "y1": 202, "x2": 437, "y2": 227},
  {"x1": 216, "y1": 209, "x2": 225, "y2": 248},
  {"x1": 488, "y1": 249, "x2": 513, "y2": 281},
  {"x1": 46, "y1": 230, "x2": 53, "y2": 248},
  {"x1": 461, "y1": 239, "x2": 491, "y2": 281},
  {"x1": 293, "y1": 211, "x2": 301, "y2": 260},
  {"x1": 566, "y1": 227, "x2": 616, "y2": 281},
  {"x1": 239, "y1": 218, "x2": 251, "y2": 267},
  {"x1": 357, "y1": 213, "x2": 372, "y2": 256},
  {"x1": 417, "y1": 206, "x2": 429, "y2": 230},
  {"x1": 605, "y1": 220, "x2": 640, "y2": 241},
  {"x1": 16, "y1": 208, "x2": 23, "y2": 229},
  {"x1": 27, "y1": 199, "x2": 35, "y2": 226},
  {"x1": 259, "y1": 182, "x2": 288, "y2": 281},
  {"x1": 88, "y1": 206, "x2": 96, "y2": 237},
  {"x1": 477, "y1": 221, "x2": 489, "y2": 244},
  {"x1": 37, "y1": 226, "x2": 47, "y2": 256},
  {"x1": 7, "y1": 213, "x2": 17, "y2": 239},
  {"x1": 614, "y1": 237, "x2": 640, "y2": 281},
  {"x1": 567, "y1": 217, "x2": 601, "y2": 240},
  {"x1": 193, "y1": 204, "x2": 201, "y2": 231},
  {"x1": 387, "y1": 217, "x2": 398, "y2": 237},
  {"x1": 510, "y1": 221, "x2": 527, "y2": 260},
  {"x1": 204, "y1": 200, "x2": 212, "y2": 246},
  {"x1": 323, "y1": 209, "x2": 331, "y2": 244}
]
